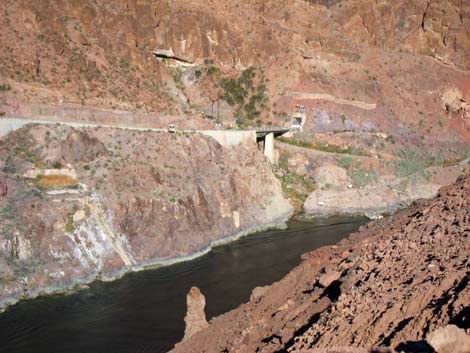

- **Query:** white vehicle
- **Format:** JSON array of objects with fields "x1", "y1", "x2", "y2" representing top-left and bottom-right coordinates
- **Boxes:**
[{"x1": 168, "y1": 124, "x2": 176, "y2": 133}]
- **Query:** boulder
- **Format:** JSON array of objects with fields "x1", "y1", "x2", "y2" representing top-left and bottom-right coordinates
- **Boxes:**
[
  {"x1": 250, "y1": 286, "x2": 269, "y2": 302},
  {"x1": 319, "y1": 271, "x2": 341, "y2": 288},
  {"x1": 426, "y1": 325, "x2": 470, "y2": 353}
]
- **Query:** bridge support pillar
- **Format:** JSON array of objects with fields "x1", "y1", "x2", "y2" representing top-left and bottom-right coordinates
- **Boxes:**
[{"x1": 263, "y1": 133, "x2": 275, "y2": 164}]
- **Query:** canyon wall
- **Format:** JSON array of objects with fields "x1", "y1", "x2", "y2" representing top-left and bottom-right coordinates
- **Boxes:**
[
  {"x1": 1, "y1": 0, "x2": 470, "y2": 148},
  {"x1": 0, "y1": 124, "x2": 293, "y2": 310}
]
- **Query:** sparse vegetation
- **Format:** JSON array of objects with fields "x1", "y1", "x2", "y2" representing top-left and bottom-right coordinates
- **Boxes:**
[
  {"x1": 394, "y1": 149, "x2": 470, "y2": 178},
  {"x1": 278, "y1": 152, "x2": 290, "y2": 170},
  {"x1": 276, "y1": 171, "x2": 315, "y2": 213},
  {"x1": 275, "y1": 152, "x2": 315, "y2": 213},
  {"x1": 395, "y1": 151, "x2": 426, "y2": 177},
  {"x1": 349, "y1": 167, "x2": 379, "y2": 188},
  {"x1": 338, "y1": 156, "x2": 353, "y2": 169},
  {"x1": 278, "y1": 137, "x2": 369, "y2": 157},
  {"x1": 168, "y1": 66, "x2": 184, "y2": 90},
  {"x1": 219, "y1": 67, "x2": 268, "y2": 128}
]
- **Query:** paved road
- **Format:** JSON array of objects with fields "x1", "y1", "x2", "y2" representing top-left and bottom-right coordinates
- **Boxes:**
[
  {"x1": 0, "y1": 118, "x2": 290, "y2": 148},
  {"x1": 0, "y1": 118, "x2": 170, "y2": 137},
  {"x1": 0, "y1": 117, "x2": 290, "y2": 137}
]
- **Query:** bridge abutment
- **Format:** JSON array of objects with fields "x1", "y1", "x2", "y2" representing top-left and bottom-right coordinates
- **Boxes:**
[{"x1": 263, "y1": 133, "x2": 275, "y2": 164}]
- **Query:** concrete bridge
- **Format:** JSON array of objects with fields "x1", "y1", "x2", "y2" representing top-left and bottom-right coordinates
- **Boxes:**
[
  {"x1": 187, "y1": 127, "x2": 290, "y2": 163},
  {"x1": 256, "y1": 128, "x2": 290, "y2": 163},
  {"x1": 0, "y1": 118, "x2": 290, "y2": 163}
]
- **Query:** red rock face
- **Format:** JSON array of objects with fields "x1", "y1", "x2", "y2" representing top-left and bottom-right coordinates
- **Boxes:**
[
  {"x1": 1, "y1": 0, "x2": 469, "y2": 147},
  {"x1": 170, "y1": 174, "x2": 470, "y2": 353},
  {"x1": 339, "y1": 0, "x2": 470, "y2": 70}
]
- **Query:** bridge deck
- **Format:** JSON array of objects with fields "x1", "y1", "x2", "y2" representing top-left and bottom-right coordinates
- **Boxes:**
[{"x1": 255, "y1": 128, "x2": 290, "y2": 134}]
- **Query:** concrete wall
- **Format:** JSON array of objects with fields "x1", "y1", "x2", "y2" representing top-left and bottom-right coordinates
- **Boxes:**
[
  {"x1": 0, "y1": 118, "x2": 31, "y2": 137},
  {"x1": 0, "y1": 118, "x2": 258, "y2": 149},
  {"x1": 263, "y1": 133, "x2": 275, "y2": 163},
  {"x1": 199, "y1": 130, "x2": 257, "y2": 147}
]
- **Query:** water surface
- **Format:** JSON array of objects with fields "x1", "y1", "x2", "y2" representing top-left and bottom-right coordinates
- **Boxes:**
[{"x1": 0, "y1": 217, "x2": 365, "y2": 353}]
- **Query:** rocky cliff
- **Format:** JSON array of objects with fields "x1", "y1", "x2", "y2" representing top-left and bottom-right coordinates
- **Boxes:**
[
  {"x1": 0, "y1": 124, "x2": 293, "y2": 310},
  {"x1": 1, "y1": 0, "x2": 470, "y2": 144},
  {"x1": 171, "y1": 174, "x2": 470, "y2": 353}
]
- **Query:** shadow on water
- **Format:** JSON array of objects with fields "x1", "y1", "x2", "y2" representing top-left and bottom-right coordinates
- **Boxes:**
[{"x1": 0, "y1": 217, "x2": 366, "y2": 353}]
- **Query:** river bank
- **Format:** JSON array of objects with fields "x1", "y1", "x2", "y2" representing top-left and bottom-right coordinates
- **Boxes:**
[
  {"x1": 0, "y1": 209, "x2": 291, "y2": 313},
  {"x1": 0, "y1": 218, "x2": 364, "y2": 353},
  {"x1": 274, "y1": 141, "x2": 470, "y2": 218},
  {"x1": 171, "y1": 174, "x2": 470, "y2": 353},
  {"x1": 0, "y1": 123, "x2": 293, "y2": 312}
]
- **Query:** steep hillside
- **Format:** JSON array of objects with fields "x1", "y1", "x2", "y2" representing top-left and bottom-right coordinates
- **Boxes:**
[
  {"x1": 1, "y1": 0, "x2": 469, "y2": 147},
  {"x1": 171, "y1": 174, "x2": 470, "y2": 353},
  {"x1": 0, "y1": 124, "x2": 292, "y2": 310}
]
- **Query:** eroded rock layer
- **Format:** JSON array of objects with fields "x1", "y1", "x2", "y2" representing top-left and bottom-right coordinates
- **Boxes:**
[
  {"x1": 0, "y1": 124, "x2": 292, "y2": 309},
  {"x1": 171, "y1": 174, "x2": 470, "y2": 353}
]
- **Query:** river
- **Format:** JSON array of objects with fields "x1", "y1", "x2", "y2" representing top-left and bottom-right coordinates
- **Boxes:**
[{"x1": 0, "y1": 217, "x2": 365, "y2": 353}]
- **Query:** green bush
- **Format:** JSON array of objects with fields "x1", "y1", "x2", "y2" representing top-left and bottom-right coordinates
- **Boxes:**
[
  {"x1": 207, "y1": 65, "x2": 218, "y2": 75},
  {"x1": 338, "y1": 156, "x2": 353, "y2": 169}
]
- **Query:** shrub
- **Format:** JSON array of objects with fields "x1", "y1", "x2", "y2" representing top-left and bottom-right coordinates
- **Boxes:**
[
  {"x1": 65, "y1": 214, "x2": 75, "y2": 233},
  {"x1": 338, "y1": 156, "x2": 353, "y2": 169},
  {"x1": 119, "y1": 59, "x2": 130, "y2": 69},
  {"x1": 0, "y1": 83, "x2": 11, "y2": 91},
  {"x1": 52, "y1": 161, "x2": 63, "y2": 169},
  {"x1": 207, "y1": 65, "x2": 218, "y2": 75}
]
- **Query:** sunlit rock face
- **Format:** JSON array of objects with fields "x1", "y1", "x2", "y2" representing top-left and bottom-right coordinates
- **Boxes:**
[
  {"x1": 1, "y1": 0, "x2": 470, "y2": 144},
  {"x1": 170, "y1": 175, "x2": 470, "y2": 353},
  {"x1": 183, "y1": 287, "x2": 209, "y2": 341}
]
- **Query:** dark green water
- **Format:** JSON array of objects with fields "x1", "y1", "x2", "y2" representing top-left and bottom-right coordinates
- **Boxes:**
[{"x1": 0, "y1": 217, "x2": 365, "y2": 353}]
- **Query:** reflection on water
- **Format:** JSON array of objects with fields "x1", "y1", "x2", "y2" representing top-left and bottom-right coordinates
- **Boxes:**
[{"x1": 0, "y1": 217, "x2": 365, "y2": 353}]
